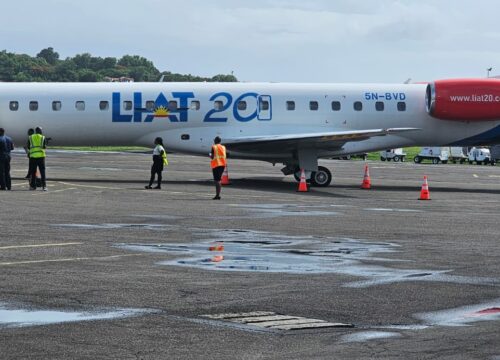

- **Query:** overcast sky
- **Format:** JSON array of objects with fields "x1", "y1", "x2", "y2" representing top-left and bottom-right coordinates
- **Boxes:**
[{"x1": 1, "y1": 0, "x2": 499, "y2": 83}]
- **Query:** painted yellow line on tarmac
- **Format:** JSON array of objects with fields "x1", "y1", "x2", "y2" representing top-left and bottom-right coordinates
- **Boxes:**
[
  {"x1": 0, "y1": 242, "x2": 82, "y2": 250},
  {"x1": 0, "y1": 254, "x2": 143, "y2": 266},
  {"x1": 58, "y1": 181, "x2": 121, "y2": 190}
]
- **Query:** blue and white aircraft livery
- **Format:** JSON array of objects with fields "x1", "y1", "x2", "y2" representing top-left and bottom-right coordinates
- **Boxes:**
[{"x1": 1, "y1": 78, "x2": 500, "y2": 186}]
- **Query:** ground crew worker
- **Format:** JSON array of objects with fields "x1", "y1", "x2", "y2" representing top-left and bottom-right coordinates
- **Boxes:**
[
  {"x1": 210, "y1": 136, "x2": 227, "y2": 200},
  {"x1": 28, "y1": 127, "x2": 48, "y2": 191},
  {"x1": 23, "y1": 128, "x2": 35, "y2": 179},
  {"x1": 0, "y1": 128, "x2": 14, "y2": 190},
  {"x1": 145, "y1": 137, "x2": 167, "y2": 189}
]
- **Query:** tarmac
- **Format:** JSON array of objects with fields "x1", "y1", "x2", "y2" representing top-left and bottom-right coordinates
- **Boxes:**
[{"x1": 0, "y1": 150, "x2": 499, "y2": 360}]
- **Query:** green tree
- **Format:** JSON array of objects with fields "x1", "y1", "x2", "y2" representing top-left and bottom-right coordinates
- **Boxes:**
[
  {"x1": 36, "y1": 47, "x2": 59, "y2": 65},
  {"x1": 0, "y1": 48, "x2": 238, "y2": 82}
]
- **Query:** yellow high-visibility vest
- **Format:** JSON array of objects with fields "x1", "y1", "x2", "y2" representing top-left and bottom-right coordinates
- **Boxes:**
[
  {"x1": 29, "y1": 134, "x2": 46, "y2": 158},
  {"x1": 161, "y1": 151, "x2": 168, "y2": 166},
  {"x1": 211, "y1": 144, "x2": 227, "y2": 169}
]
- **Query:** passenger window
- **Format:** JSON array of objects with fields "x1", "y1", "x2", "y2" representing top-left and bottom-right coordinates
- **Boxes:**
[
  {"x1": 286, "y1": 101, "x2": 295, "y2": 111},
  {"x1": 190, "y1": 100, "x2": 200, "y2": 110},
  {"x1": 353, "y1": 101, "x2": 363, "y2": 111},
  {"x1": 331, "y1": 101, "x2": 341, "y2": 111},
  {"x1": 9, "y1": 101, "x2": 19, "y2": 111},
  {"x1": 375, "y1": 101, "x2": 384, "y2": 111},
  {"x1": 75, "y1": 101, "x2": 85, "y2": 111},
  {"x1": 123, "y1": 101, "x2": 132, "y2": 111},
  {"x1": 145, "y1": 101, "x2": 155, "y2": 111},
  {"x1": 168, "y1": 100, "x2": 178, "y2": 110},
  {"x1": 29, "y1": 101, "x2": 39, "y2": 111},
  {"x1": 260, "y1": 100, "x2": 269, "y2": 111},
  {"x1": 214, "y1": 101, "x2": 223, "y2": 110},
  {"x1": 237, "y1": 101, "x2": 247, "y2": 111},
  {"x1": 100, "y1": 101, "x2": 109, "y2": 111},
  {"x1": 309, "y1": 101, "x2": 319, "y2": 111},
  {"x1": 52, "y1": 101, "x2": 62, "y2": 111},
  {"x1": 397, "y1": 102, "x2": 406, "y2": 111}
]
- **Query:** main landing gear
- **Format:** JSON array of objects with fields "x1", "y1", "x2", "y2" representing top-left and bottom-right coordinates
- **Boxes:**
[{"x1": 293, "y1": 166, "x2": 332, "y2": 187}]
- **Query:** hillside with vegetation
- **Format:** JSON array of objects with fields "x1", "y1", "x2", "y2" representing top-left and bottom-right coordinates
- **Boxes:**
[{"x1": 0, "y1": 47, "x2": 237, "y2": 83}]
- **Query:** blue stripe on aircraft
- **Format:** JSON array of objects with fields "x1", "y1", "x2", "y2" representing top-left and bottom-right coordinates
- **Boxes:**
[{"x1": 448, "y1": 125, "x2": 500, "y2": 146}]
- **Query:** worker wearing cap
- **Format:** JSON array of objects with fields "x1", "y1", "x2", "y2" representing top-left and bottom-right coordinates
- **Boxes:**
[
  {"x1": 0, "y1": 128, "x2": 14, "y2": 190},
  {"x1": 28, "y1": 127, "x2": 48, "y2": 191},
  {"x1": 210, "y1": 136, "x2": 227, "y2": 200}
]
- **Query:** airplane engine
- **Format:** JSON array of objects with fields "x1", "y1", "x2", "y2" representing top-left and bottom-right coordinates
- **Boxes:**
[{"x1": 426, "y1": 78, "x2": 500, "y2": 121}]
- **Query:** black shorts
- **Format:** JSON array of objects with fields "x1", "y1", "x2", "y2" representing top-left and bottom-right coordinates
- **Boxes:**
[{"x1": 212, "y1": 166, "x2": 225, "y2": 181}]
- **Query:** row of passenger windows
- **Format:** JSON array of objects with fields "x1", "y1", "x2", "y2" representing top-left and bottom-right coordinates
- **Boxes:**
[
  {"x1": 8, "y1": 100, "x2": 406, "y2": 112},
  {"x1": 287, "y1": 100, "x2": 406, "y2": 112}
]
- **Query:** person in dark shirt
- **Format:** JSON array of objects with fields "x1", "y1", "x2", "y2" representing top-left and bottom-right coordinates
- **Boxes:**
[
  {"x1": 23, "y1": 128, "x2": 35, "y2": 179},
  {"x1": 0, "y1": 128, "x2": 14, "y2": 190}
]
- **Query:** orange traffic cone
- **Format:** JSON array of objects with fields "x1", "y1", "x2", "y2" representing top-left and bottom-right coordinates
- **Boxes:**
[
  {"x1": 221, "y1": 166, "x2": 231, "y2": 185},
  {"x1": 361, "y1": 164, "x2": 371, "y2": 189},
  {"x1": 419, "y1": 175, "x2": 431, "y2": 200},
  {"x1": 297, "y1": 168, "x2": 308, "y2": 192}
]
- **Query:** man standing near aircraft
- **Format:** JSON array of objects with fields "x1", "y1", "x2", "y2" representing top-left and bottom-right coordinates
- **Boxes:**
[
  {"x1": 28, "y1": 127, "x2": 48, "y2": 191},
  {"x1": 210, "y1": 136, "x2": 227, "y2": 200},
  {"x1": 0, "y1": 128, "x2": 14, "y2": 191},
  {"x1": 23, "y1": 128, "x2": 35, "y2": 179}
]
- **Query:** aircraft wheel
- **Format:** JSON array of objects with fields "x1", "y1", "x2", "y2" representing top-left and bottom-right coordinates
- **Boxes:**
[{"x1": 310, "y1": 166, "x2": 332, "y2": 187}]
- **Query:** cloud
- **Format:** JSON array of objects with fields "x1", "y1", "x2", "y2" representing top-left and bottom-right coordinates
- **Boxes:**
[{"x1": 0, "y1": 0, "x2": 500, "y2": 81}]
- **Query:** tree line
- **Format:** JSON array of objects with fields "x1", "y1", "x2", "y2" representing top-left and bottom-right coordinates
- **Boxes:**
[{"x1": 0, "y1": 47, "x2": 238, "y2": 83}]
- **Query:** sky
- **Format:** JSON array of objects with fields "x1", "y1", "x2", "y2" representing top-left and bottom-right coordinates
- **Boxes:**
[{"x1": 1, "y1": 0, "x2": 499, "y2": 83}]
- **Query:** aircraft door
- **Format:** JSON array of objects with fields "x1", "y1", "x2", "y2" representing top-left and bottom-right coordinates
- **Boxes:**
[{"x1": 257, "y1": 95, "x2": 272, "y2": 120}]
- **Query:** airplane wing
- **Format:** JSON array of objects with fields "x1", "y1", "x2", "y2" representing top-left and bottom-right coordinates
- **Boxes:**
[{"x1": 224, "y1": 128, "x2": 420, "y2": 153}]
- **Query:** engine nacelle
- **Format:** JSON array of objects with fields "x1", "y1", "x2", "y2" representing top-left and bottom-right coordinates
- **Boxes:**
[{"x1": 426, "y1": 78, "x2": 500, "y2": 121}]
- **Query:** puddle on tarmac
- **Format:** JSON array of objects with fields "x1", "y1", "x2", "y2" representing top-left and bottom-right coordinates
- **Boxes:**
[
  {"x1": 51, "y1": 223, "x2": 174, "y2": 231},
  {"x1": 0, "y1": 304, "x2": 155, "y2": 329},
  {"x1": 115, "y1": 229, "x2": 500, "y2": 288},
  {"x1": 345, "y1": 300, "x2": 500, "y2": 342},
  {"x1": 415, "y1": 299, "x2": 500, "y2": 326},
  {"x1": 228, "y1": 204, "x2": 342, "y2": 218},
  {"x1": 341, "y1": 331, "x2": 401, "y2": 342}
]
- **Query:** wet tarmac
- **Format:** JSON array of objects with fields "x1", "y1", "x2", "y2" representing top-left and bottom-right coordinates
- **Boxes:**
[
  {"x1": 116, "y1": 228, "x2": 500, "y2": 289},
  {"x1": 0, "y1": 304, "x2": 155, "y2": 328},
  {"x1": 0, "y1": 151, "x2": 499, "y2": 359}
]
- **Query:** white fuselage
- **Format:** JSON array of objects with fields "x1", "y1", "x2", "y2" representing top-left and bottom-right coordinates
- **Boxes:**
[{"x1": 1, "y1": 82, "x2": 499, "y2": 162}]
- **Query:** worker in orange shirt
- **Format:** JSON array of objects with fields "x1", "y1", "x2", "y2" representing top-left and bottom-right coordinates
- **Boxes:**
[{"x1": 210, "y1": 136, "x2": 227, "y2": 200}]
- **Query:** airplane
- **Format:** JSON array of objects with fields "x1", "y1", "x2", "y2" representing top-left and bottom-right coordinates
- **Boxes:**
[{"x1": 1, "y1": 78, "x2": 499, "y2": 187}]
